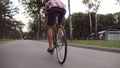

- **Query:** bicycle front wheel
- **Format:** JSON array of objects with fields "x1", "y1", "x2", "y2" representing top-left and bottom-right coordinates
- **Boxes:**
[{"x1": 56, "y1": 26, "x2": 67, "y2": 64}]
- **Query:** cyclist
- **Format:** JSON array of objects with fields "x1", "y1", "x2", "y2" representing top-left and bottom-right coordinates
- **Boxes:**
[{"x1": 44, "y1": 0, "x2": 66, "y2": 53}]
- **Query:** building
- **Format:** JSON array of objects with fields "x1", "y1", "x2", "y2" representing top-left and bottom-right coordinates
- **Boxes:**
[{"x1": 98, "y1": 29, "x2": 120, "y2": 41}]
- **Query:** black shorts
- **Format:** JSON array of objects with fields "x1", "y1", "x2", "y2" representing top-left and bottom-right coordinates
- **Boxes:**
[{"x1": 47, "y1": 7, "x2": 66, "y2": 26}]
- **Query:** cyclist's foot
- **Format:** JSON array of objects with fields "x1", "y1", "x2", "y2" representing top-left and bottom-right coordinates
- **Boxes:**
[{"x1": 47, "y1": 48, "x2": 54, "y2": 54}]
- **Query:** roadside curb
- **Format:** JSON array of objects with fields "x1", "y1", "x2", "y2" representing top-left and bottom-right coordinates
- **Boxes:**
[{"x1": 68, "y1": 44, "x2": 120, "y2": 53}]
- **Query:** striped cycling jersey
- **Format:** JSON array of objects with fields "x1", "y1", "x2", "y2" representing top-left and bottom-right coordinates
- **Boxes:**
[{"x1": 45, "y1": 0, "x2": 66, "y2": 10}]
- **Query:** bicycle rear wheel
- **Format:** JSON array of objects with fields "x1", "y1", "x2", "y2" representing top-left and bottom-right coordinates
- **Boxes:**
[{"x1": 56, "y1": 25, "x2": 67, "y2": 64}]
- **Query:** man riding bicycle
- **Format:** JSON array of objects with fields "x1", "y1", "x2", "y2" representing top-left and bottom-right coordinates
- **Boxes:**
[{"x1": 44, "y1": 0, "x2": 66, "y2": 53}]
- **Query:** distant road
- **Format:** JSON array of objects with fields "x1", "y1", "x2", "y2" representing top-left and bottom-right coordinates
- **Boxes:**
[{"x1": 0, "y1": 40, "x2": 120, "y2": 68}]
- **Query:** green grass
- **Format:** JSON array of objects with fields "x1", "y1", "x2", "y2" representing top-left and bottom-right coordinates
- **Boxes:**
[
  {"x1": 0, "y1": 39, "x2": 13, "y2": 42},
  {"x1": 40, "y1": 39, "x2": 120, "y2": 48},
  {"x1": 68, "y1": 40, "x2": 120, "y2": 48}
]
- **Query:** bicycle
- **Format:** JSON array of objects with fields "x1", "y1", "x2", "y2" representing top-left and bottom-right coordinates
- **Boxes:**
[{"x1": 51, "y1": 17, "x2": 67, "y2": 64}]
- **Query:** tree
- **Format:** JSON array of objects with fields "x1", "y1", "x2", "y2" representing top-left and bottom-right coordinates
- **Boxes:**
[
  {"x1": 93, "y1": 0, "x2": 102, "y2": 39},
  {"x1": 72, "y1": 13, "x2": 90, "y2": 39},
  {"x1": 0, "y1": 0, "x2": 22, "y2": 39},
  {"x1": 83, "y1": 0, "x2": 94, "y2": 39},
  {"x1": 19, "y1": 0, "x2": 45, "y2": 39},
  {"x1": 83, "y1": 0, "x2": 102, "y2": 39},
  {"x1": 64, "y1": 11, "x2": 120, "y2": 40},
  {"x1": 68, "y1": 0, "x2": 73, "y2": 40}
]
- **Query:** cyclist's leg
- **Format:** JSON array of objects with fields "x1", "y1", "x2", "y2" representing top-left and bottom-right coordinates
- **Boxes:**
[
  {"x1": 57, "y1": 8, "x2": 66, "y2": 25},
  {"x1": 47, "y1": 8, "x2": 57, "y2": 52},
  {"x1": 47, "y1": 26, "x2": 53, "y2": 50},
  {"x1": 57, "y1": 8, "x2": 66, "y2": 38},
  {"x1": 56, "y1": 8, "x2": 66, "y2": 31}
]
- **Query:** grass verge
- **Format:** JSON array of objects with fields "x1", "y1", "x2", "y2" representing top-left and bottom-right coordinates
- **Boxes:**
[
  {"x1": 68, "y1": 40, "x2": 120, "y2": 48},
  {"x1": 0, "y1": 39, "x2": 13, "y2": 42},
  {"x1": 40, "y1": 39, "x2": 120, "y2": 48}
]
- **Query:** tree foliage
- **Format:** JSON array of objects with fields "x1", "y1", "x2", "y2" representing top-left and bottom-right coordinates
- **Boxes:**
[
  {"x1": 0, "y1": 0, "x2": 24, "y2": 39},
  {"x1": 64, "y1": 12, "x2": 120, "y2": 40},
  {"x1": 19, "y1": 0, "x2": 46, "y2": 39}
]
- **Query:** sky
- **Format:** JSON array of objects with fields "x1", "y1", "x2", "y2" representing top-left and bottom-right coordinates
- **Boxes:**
[{"x1": 10, "y1": 0, "x2": 120, "y2": 32}]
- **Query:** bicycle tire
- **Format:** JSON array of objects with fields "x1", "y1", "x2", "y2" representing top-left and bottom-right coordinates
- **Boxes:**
[{"x1": 56, "y1": 25, "x2": 67, "y2": 64}]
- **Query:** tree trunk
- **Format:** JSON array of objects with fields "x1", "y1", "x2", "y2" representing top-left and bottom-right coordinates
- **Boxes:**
[
  {"x1": 37, "y1": 14, "x2": 41, "y2": 40},
  {"x1": 95, "y1": 13, "x2": 98, "y2": 39},
  {"x1": 89, "y1": 12, "x2": 93, "y2": 40},
  {"x1": 68, "y1": 0, "x2": 73, "y2": 40}
]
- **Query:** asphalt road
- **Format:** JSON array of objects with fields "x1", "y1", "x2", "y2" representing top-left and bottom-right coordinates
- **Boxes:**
[{"x1": 0, "y1": 40, "x2": 120, "y2": 68}]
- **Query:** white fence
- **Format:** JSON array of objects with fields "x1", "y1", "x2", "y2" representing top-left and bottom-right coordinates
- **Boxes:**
[
  {"x1": 105, "y1": 31, "x2": 120, "y2": 41},
  {"x1": 107, "y1": 34, "x2": 120, "y2": 41}
]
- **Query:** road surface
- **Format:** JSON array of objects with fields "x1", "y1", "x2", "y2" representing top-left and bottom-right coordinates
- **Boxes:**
[{"x1": 0, "y1": 40, "x2": 120, "y2": 68}]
